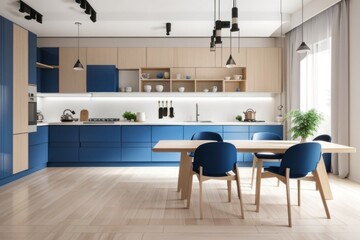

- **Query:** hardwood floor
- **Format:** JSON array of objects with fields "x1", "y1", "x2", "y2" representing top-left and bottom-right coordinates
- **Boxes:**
[{"x1": 1, "y1": 167, "x2": 360, "y2": 240}]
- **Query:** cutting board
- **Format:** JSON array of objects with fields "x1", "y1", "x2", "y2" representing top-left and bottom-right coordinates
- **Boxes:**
[{"x1": 80, "y1": 109, "x2": 89, "y2": 121}]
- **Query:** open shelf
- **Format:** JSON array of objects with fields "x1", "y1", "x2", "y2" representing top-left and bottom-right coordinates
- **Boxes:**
[{"x1": 36, "y1": 62, "x2": 58, "y2": 69}]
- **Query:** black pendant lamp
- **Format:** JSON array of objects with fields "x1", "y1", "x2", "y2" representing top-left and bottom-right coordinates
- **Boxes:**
[
  {"x1": 73, "y1": 22, "x2": 84, "y2": 71},
  {"x1": 296, "y1": 0, "x2": 310, "y2": 53},
  {"x1": 226, "y1": 32, "x2": 236, "y2": 68}
]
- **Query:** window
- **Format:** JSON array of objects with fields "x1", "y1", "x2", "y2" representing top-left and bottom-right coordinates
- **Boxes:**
[{"x1": 300, "y1": 37, "x2": 332, "y2": 136}]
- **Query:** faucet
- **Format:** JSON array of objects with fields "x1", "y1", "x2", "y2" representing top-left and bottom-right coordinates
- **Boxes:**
[{"x1": 196, "y1": 103, "x2": 200, "y2": 122}]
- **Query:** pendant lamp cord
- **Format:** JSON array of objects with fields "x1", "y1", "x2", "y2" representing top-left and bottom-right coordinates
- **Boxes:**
[
  {"x1": 301, "y1": 0, "x2": 304, "y2": 42},
  {"x1": 280, "y1": 0, "x2": 283, "y2": 107},
  {"x1": 77, "y1": 23, "x2": 80, "y2": 59}
]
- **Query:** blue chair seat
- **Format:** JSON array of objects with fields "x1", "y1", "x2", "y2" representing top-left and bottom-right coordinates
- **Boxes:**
[
  {"x1": 255, "y1": 152, "x2": 284, "y2": 160},
  {"x1": 264, "y1": 166, "x2": 309, "y2": 178}
]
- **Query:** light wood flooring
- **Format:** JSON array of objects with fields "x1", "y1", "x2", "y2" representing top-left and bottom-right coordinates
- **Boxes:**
[{"x1": 1, "y1": 167, "x2": 360, "y2": 240}]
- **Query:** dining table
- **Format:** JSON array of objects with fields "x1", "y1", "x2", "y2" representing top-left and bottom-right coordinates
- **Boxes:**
[{"x1": 152, "y1": 139, "x2": 356, "y2": 213}]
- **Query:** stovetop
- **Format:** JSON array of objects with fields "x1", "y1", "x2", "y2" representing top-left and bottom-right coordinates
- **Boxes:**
[
  {"x1": 88, "y1": 118, "x2": 120, "y2": 122},
  {"x1": 243, "y1": 119, "x2": 265, "y2": 122}
]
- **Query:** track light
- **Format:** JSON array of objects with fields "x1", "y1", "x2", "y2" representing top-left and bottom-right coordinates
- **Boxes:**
[
  {"x1": 230, "y1": 0, "x2": 239, "y2": 32},
  {"x1": 166, "y1": 22, "x2": 171, "y2": 36},
  {"x1": 75, "y1": 0, "x2": 97, "y2": 23},
  {"x1": 19, "y1": 1, "x2": 43, "y2": 24}
]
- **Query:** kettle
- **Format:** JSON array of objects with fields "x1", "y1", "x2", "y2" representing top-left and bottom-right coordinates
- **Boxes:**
[
  {"x1": 243, "y1": 109, "x2": 256, "y2": 121},
  {"x1": 61, "y1": 109, "x2": 76, "y2": 122},
  {"x1": 37, "y1": 111, "x2": 44, "y2": 122}
]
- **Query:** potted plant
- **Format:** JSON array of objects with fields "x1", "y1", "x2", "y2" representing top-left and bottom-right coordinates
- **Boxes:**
[
  {"x1": 122, "y1": 111, "x2": 136, "y2": 121},
  {"x1": 285, "y1": 109, "x2": 324, "y2": 142}
]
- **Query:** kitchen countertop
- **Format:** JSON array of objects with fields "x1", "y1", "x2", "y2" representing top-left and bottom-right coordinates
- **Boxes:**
[{"x1": 37, "y1": 121, "x2": 283, "y2": 126}]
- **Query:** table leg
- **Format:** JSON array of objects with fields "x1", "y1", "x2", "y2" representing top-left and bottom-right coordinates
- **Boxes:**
[
  {"x1": 255, "y1": 158, "x2": 263, "y2": 212},
  {"x1": 177, "y1": 154, "x2": 185, "y2": 192},
  {"x1": 180, "y1": 151, "x2": 193, "y2": 200},
  {"x1": 316, "y1": 156, "x2": 333, "y2": 200}
]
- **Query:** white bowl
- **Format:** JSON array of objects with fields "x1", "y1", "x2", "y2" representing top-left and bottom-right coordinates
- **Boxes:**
[
  {"x1": 125, "y1": 87, "x2": 132, "y2": 92},
  {"x1": 155, "y1": 85, "x2": 164, "y2": 92},
  {"x1": 233, "y1": 75, "x2": 243, "y2": 80},
  {"x1": 224, "y1": 76, "x2": 231, "y2": 80},
  {"x1": 178, "y1": 87, "x2": 185, "y2": 92},
  {"x1": 203, "y1": 88, "x2": 209, "y2": 92},
  {"x1": 143, "y1": 85, "x2": 152, "y2": 92}
]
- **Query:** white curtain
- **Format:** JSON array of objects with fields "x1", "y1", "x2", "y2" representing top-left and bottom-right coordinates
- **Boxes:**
[{"x1": 285, "y1": 0, "x2": 349, "y2": 177}]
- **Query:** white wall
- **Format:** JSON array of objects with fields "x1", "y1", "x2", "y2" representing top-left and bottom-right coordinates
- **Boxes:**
[
  {"x1": 349, "y1": 0, "x2": 360, "y2": 182},
  {"x1": 38, "y1": 96, "x2": 278, "y2": 123}
]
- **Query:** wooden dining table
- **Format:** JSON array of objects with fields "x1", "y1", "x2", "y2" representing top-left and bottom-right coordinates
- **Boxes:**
[{"x1": 152, "y1": 140, "x2": 356, "y2": 212}]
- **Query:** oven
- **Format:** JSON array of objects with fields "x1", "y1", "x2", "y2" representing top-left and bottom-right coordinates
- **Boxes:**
[{"x1": 28, "y1": 85, "x2": 37, "y2": 132}]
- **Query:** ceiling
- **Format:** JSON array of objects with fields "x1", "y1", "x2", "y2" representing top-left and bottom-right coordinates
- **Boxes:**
[{"x1": 0, "y1": 0, "x2": 321, "y2": 37}]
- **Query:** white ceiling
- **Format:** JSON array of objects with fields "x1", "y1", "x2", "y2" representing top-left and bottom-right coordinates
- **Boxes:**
[{"x1": 0, "y1": 0, "x2": 335, "y2": 37}]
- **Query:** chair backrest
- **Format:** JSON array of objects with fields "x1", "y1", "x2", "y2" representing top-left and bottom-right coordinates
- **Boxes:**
[
  {"x1": 279, "y1": 142, "x2": 322, "y2": 178},
  {"x1": 313, "y1": 134, "x2": 331, "y2": 142},
  {"x1": 193, "y1": 142, "x2": 237, "y2": 177},
  {"x1": 252, "y1": 132, "x2": 281, "y2": 141},
  {"x1": 313, "y1": 134, "x2": 332, "y2": 172},
  {"x1": 191, "y1": 131, "x2": 223, "y2": 142}
]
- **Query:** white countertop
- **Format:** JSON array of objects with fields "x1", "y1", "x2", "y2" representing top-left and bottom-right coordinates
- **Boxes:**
[{"x1": 37, "y1": 121, "x2": 282, "y2": 126}]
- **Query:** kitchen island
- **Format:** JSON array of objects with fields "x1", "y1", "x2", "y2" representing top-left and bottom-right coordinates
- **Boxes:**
[{"x1": 33, "y1": 122, "x2": 283, "y2": 167}]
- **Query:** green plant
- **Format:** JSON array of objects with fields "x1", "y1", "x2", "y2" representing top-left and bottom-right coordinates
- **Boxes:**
[
  {"x1": 122, "y1": 111, "x2": 136, "y2": 121},
  {"x1": 235, "y1": 115, "x2": 242, "y2": 121},
  {"x1": 285, "y1": 109, "x2": 324, "y2": 141}
]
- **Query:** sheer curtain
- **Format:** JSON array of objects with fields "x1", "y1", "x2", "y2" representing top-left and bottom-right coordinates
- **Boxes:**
[{"x1": 285, "y1": 0, "x2": 349, "y2": 177}]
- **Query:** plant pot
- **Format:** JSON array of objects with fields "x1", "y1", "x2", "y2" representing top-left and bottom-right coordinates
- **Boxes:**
[{"x1": 300, "y1": 137, "x2": 307, "y2": 143}]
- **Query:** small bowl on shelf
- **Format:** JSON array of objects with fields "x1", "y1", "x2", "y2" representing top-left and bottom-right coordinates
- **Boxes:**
[
  {"x1": 224, "y1": 76, "x2": 231, "y2": 80},
  {"x1": 143, "y1": 85, "x2": 152, "y2": 92},
  {"x1": 156, "y1": 72, "x2": 164, "y2": 79},
  {"x1": 178, "y1": 87, "x2": 185, "y2": 92},
  {"x1": 233, "y1": 75, "x2": 243, "y2": 80},
  {"x1": 155, "y1": 85, "x2": 164, "y2": 92},
  {"x1": 203, "y1": 88, "x2": 209, "y2": 92}
]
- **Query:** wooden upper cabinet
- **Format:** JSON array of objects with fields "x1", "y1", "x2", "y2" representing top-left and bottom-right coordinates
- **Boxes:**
[
  {"x1": 246, "y1": 48, "x2": 281, "y2": 92},
  {"x1": 117, "y1": 48, "x2": 146, "y2": 69},
  {"x1": 174, "y1": 48, "x2": 196, "y2": 67},
  {"x1": 220, "y1": 48, "x2": 247, "y2": 67},
  {"x1": 59, "y1": 47, "x2": 87, "y2": 93},
  {"x1": 146, "y1": 48, "x2": 174, "y2": 67},
  {"x1": 86, "y1": 48, "x2": 117, "y2": 65},
  {"x1": 195, "y1": 48, "x2": 217, "y2": 67},
  {"x1": 13, "y1": 24, "x2": 28, "y2": 134}
]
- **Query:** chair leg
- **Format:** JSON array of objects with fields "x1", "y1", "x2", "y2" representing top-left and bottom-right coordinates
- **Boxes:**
[
  {"x1": 250, "y1": 156, "x2": 257, "y2": 189},
  {"x1": 285, "y1": 168, "x2": 292, "y2": 227},
  {"x1": 235, "y1": 164, "x2": 245, "y2": 219},
  {"x1": 313, "y1": 170, "x2": 331, "y2": 219},
  {"x1": 227, "y1": 180, "x2": 232, "y2": 202},
  {"x1": 297, "y1": 180, "x2": 301, "y2": 206},
  {"x1": 187, "y1": 173, "x2": 194, "y2": 209},
  {"x1": 199, "y1": 167, "x2": 204, "y2": 219}
]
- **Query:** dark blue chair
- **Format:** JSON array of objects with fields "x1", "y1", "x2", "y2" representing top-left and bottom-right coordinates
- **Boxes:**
[
  {"x1": 188, "y1": 142, "x2": 244, "y2": 219},
  {"x1": 251, "y1": 132, "x2": 284, "y2": 188},
  {"x1": 188, "y1": 131, "x2": 223, "y2": 157},
  {"x1": 261, "y1": 142, "x2": 330, "y2": 227},
  {"x1": 313, "y1": 134, "x2": 332, "y2": 172}
]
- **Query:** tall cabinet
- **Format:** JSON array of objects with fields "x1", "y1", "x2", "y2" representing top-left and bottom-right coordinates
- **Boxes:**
[{"x1": 12, "y1": 24, "x2": 29, "y2": 174}]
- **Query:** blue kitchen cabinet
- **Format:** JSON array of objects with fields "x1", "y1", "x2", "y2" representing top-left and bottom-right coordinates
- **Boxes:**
[
  {"x1": 151, "y1": 126, "x2": 183, "y2": 162},
  {"x1": 37, "y1": 48, "x2": 59, "y2": 93},
  {"x1": 48, "y1": 126, "x2": 79, "y2": 162},
  {"x1": 122, "y1": 126, "x2": 151, "y2": 162},
  {"x1": 28, "y1": 31, "x2": 37, "y2": 85},
  {"x1": 29, "y1": 126, "x2": 48, "y2": 168},
  {"x1": 223, "y1": 126, "x2": 249, "y2": 162},
  {"x1": 79, "y1": 126, "x2": 121, "y2": 162},
  {"x1": 0, "y1": 16, "x2": 13, "y2": 179},
  {"x1": 87, "y1": 65, "x2": 119, "y2": 92},
  {"x1": 183, "y1": 125, "x2": 223, "y2": 140}
]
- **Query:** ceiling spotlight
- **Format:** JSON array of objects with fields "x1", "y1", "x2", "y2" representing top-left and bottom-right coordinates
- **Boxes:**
[
  {"x1": 85, "y1": 4, "x2": 91, "y2": 14},
  {"x1": 90, "y1": 11, "x2": 97, "y2": 22},
  {"x1": 166, "y1": 22, "x2": 171, "y2": 36},
  {"x1": 75, "y1": 0, "x2": 97, "y2": 23},
  {"x1": 19, "y1": 1, "x2": 42, "y2": 24},
  {"x1": 230, "y1": 0, "x2": 239, "y2": 32},
  {"x1": 80, "y1": 0, "x2": 86, "y2": 9},
  {"x1": 75, "y1": 0, "x2": 81, "y2": 3}
]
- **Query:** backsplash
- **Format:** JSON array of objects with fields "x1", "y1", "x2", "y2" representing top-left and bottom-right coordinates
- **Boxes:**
[{"x1": 38, "y1": 96, "x2": 279, "y2": 123}]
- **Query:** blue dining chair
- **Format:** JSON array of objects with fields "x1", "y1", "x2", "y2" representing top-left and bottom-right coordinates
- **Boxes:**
[
  {"x1": 188, "y1": 131, "x2": 223, "y2": 157},
  {"x1": 313, "y1": 134, "x2": 332, "y2": 172},
  {"x1": 261, "y1": 142, "x2": 330, "y2": 227},
  {"x1": 251, "y1": 132, "x2": 284, "y2": 188},
  {"x1": 188, "y1": 142, "x2": 244, "y2": 219}
]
